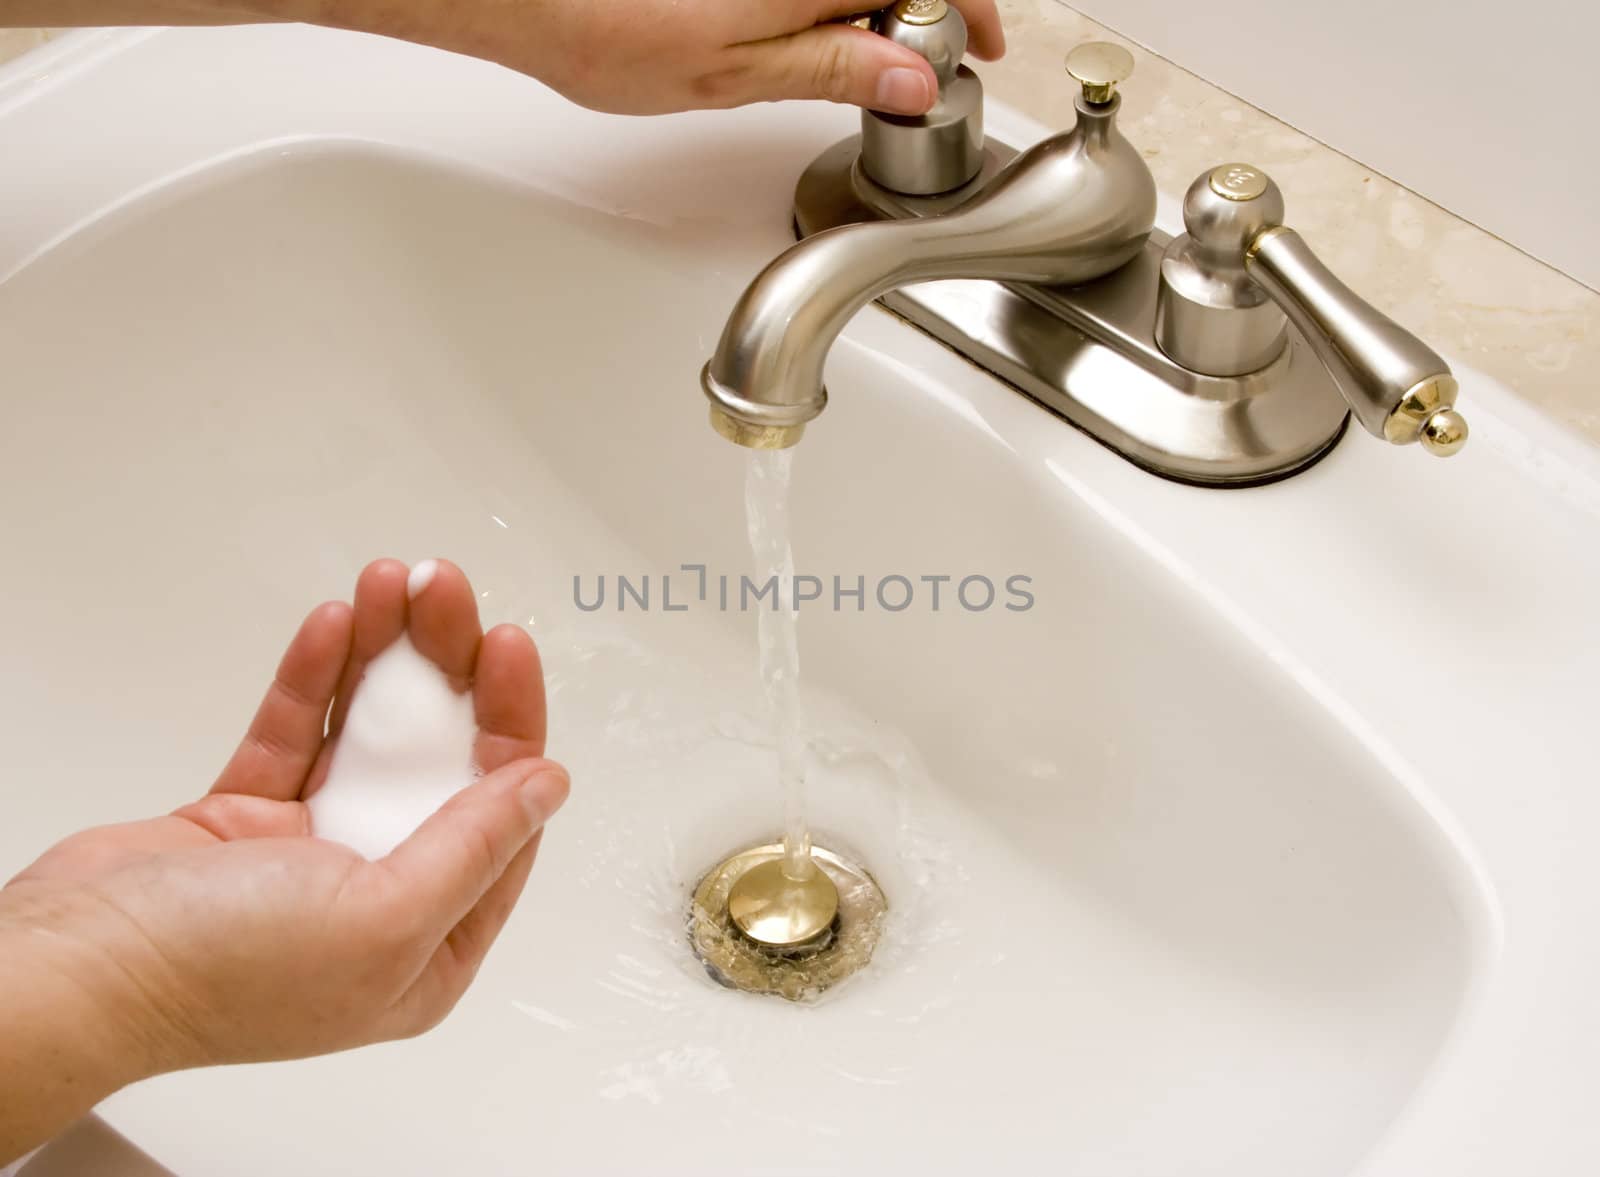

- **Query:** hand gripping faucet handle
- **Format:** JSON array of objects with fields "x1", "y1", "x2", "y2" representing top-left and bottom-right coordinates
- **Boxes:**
[
  {"x1": 1180, "y1": 163, "x2": 1467, "y2": 455},
  {"x1": 854, "y1": 1, "x2": 984, "y2": 196},
  {"x1": 834, "y1": 2, "x2": 964, "y2": 83},
  {"x1": 876, "y1": 2, "x2": 968, "y2": 84}
]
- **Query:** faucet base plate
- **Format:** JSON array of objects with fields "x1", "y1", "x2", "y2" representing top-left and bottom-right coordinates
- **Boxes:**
[{"x1": 795, "y1": 136, "x2": 1351, "y2": 487}]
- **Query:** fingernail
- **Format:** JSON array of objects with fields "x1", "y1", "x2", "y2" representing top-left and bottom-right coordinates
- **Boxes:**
[
  {"x1": 874, "y1": 67, "x2": 931, "y2": 115},
  {"x1": 406, "y1": 559, "x2": 438, "y2": 600},
  {"x1": 518, "y1": 762, "x2": 571, "y2": 824}
]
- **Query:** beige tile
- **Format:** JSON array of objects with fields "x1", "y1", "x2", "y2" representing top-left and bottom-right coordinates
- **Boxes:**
[
  {"x1": 0, "y1": 29, "x2": 54, "y2": 67},
  {"x1": 984, "y1": 0, "x2": 1599, "y2": 441}
]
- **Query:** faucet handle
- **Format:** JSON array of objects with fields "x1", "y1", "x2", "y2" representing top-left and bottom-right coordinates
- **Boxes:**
[
  {"x1": 879, "y1": 0, "x2": 966, "y2": 85},
  {"x1": 1245, "y1": 224, "x2": 1467, "y2": 454},
  {"x1": 1065, "y1": 42, "x2": 1135, "y2": 105},
  {"x1": 1163, "y1": 162, "x2": 1468, "y2": 455},
  {"x1": 855, "y1": 0, "x2": 983, "y2": 195}
]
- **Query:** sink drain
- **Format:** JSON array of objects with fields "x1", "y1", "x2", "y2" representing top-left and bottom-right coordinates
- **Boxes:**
[{"x1": 688, "y1": 842, "x2": 888, "y2": 1002}]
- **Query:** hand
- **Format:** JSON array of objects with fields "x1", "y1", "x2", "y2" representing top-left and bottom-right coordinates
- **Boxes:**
[
  {"x1": 15, "y1": 2, "x2": 1004, "y2": 116},
  {"x1": 310, "y1": 0, "x2": 1006, "y2": 115},
  {"x1": 0, "y1": 559, "x2": 568, "y2": 1160}
]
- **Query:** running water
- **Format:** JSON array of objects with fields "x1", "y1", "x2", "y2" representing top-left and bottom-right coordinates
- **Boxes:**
[{"x1": 744, "y1": 448, "x2": 815, "y2": 881}]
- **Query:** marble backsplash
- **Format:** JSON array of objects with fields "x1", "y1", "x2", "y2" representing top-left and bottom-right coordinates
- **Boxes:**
[
  {"x1": 0, "y1": 28, "x2": 54, "y2": 63},
  {"x1": 1, "y1": 5, "x2": 1594, "y2": 442}
]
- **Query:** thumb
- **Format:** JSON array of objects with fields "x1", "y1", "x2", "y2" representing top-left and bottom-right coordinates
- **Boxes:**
[
  {"x1": 377, "y1": 758, "x2": 570, "y2": 937},
  {"x1": 741, "y1": 25, "x2": 938, "y2": 115}
]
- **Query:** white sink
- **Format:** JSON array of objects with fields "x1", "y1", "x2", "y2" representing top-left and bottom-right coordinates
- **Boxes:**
[{"x1": 0, "y1": 26, "x2": 1594, "y2": 1177}]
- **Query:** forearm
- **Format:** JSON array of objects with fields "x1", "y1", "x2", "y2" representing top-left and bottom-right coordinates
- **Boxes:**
[
  {"x1": 0, "y1": 1, "x2": 287, "y2": 26},
  {"x1": 0, "y1": 890, "x2": 161, "y2": 1166}
]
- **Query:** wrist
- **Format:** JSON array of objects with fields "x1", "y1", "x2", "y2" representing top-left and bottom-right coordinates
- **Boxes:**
[
  {"x1": 0, "y1": 885, "x2": 192, "y2": 1089},
  {"x1": 297, "y1": 0, "x2": 513, "y2": 73},
  {"x1": 0, "y1": 889, "x2": 157, "y2": 1162},
  {"x1": 281, "y1": 0, "x2": 405, "y2": 36}
]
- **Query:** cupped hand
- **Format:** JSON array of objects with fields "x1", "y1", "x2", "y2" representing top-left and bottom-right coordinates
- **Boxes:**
[
  {"x1": 3, "y1": 558, "x2": 568, "y2": 1074},
  {"x1": 310, "y1": 0, "x2": 1005, "y2": 115}
]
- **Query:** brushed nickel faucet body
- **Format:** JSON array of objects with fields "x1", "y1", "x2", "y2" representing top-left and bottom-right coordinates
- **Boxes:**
[{"x1": 702, "y1": 2, "x2": 1467, "y2": 483}]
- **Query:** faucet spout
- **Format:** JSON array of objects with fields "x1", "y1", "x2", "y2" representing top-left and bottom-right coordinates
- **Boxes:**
[{"x1": 702, "y1": 98, "x2": 1157, "y2": 449}]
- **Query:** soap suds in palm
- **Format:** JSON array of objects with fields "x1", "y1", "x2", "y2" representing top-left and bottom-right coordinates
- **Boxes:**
[{"x1": 309, "y1": 635, "x2": 477, "y2": 859}]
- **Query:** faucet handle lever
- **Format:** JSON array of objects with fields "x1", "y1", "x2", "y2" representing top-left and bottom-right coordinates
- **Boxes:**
[
  {"x1": 1163, "y1": 162, "x2": 1467, "y2": 455},
  {"x1": 1244, "y1": 225, "x2": 1467, "y2": 454}
]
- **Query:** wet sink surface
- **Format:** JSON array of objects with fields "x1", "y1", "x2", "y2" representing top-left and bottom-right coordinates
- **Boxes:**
[
  {"x1": 0, "y1": 24, "x2": 1594, "y2": 1177},
  {"x1": 0, "y1": 143, "x2": 1484, "y2": 1177}
]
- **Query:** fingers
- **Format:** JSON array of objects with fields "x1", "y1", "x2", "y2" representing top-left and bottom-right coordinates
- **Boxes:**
[
  {"x1": 217, "y1": 553, "x2": 544, "y2": 832},
  {"x1": 443, "y1": 833, "x2": 542, "y2": 970},
  {"x1": 795, "y1": 0, "x2": 1005, "y2": 61},
  {"x1": 385, "y1": 832, "x2": 545, "y2": 1038},
  {"x1": 211, "y1": 601, "x2": 353, "y2": 801},
  {"x1": 403, "y1": 560, "x2": 544, "y2": 776},
  {"x1": 726, "y1": 24, "x2": 939, "y2": 114},
  {"x1": 376, "y1": 758, "x2": 570, "y2": 940},
  {"x1": 472, "y1": 624, "x2": 547, "y2": 773},
  {"x1": 326, "y1": 560, "x2": 410, "y2": 738},
  {"x1": 405, "y1": 559, "x2": 483, "y2": 693},
  {"x1": 424, "y1": 832, "x2": 544, "y2": 1009},
  {"x1": 948, "y1": 0, "x2": 1005, "y2": 60}
]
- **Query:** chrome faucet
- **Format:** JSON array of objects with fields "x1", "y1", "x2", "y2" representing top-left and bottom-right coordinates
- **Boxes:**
[{"x1": 701, "y1": 1, "x2": 1468, "y2": 484}]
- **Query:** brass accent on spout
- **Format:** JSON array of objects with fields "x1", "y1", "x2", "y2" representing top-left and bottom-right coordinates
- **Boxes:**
[{"x1": 708, "y1": 405, "x2": 805, "y2": 450}]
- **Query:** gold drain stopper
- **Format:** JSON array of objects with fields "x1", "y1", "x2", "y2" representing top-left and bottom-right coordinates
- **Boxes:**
[
  {"x1": 688, "y1": 843, "x2": 887, "y2": 1001},
  {"x1": 727, "y1": 857, "x2": 839, "y2": 950}
]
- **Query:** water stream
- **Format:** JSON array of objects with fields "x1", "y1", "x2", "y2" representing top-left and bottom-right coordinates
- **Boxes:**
[{"x1": 743, "y1": 448, "x2": 815, "y2": 881}]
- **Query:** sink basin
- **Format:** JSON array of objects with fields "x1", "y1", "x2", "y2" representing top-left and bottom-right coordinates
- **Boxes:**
[{"x1": 0, "y1": 25, "x2": 1594, "y2": 1177}]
